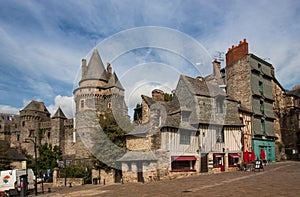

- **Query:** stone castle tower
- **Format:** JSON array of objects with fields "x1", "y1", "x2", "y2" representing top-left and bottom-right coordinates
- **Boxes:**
[
  {"x1": 73, "y1": 49, "x2": 128, "y2": 155},
  {"x1": 73, "y1": 48, "x2": 128, "y2": 118}
]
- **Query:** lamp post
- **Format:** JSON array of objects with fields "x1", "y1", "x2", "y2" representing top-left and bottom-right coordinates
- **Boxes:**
[{"x1": 25, "y1": 137, "x2": 38, "y2": 196}]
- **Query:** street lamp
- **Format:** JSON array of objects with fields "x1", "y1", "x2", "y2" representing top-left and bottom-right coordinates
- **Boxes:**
[{"x1": 24, "y1": 137, "x2": 38, "y2": 196}]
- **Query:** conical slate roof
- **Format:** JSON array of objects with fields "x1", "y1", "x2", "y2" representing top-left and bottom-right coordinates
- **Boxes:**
[
  {"x1": 52, "y1": 107, "x2": 67, "y2": 119},
  {"x1": 85, "y1": 48, "x2": 108, "y2": 81}
]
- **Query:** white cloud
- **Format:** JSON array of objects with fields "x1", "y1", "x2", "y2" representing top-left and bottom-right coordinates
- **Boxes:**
[
  {"x1": 47, "y1": 95, "x2": 74, "y2": 119},
  {"x1": 0, "y1": 105, "x2": 20, "y2": 114}
]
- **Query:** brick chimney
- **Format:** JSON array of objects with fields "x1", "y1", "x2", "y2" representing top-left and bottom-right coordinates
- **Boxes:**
[
  {"x1": 226, "y1": 38, "x2": 248, "y2": 66},
  {"x1": 152, "y1": 89, "x2": 164, "y2": 101}
]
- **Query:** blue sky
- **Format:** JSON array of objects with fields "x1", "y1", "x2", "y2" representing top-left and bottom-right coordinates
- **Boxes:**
[{"x1": 0, "y1": 0, "x2": 300, "y2": 118}]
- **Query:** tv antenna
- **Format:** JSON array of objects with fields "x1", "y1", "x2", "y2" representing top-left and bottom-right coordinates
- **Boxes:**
[{"x1": 214, "y1": 51, "x2": 224, "y2": 62}]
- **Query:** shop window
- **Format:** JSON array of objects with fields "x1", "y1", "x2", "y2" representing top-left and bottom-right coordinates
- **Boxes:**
[
  {"x1": 216, "y1": 127, "x2": 224, "y2": 143},
  {"x1": 171, "y1": 157, "x2": 196, "y2": 172},
  {"x1": 213, "y1": 154, "x2": 223, "y2": 167},
  {"x1": 228, "y1": 154, "x2": 239, "y2": 167},
  {"x1": 180, "y1": 130, "x2": 191, "y2": 145}
]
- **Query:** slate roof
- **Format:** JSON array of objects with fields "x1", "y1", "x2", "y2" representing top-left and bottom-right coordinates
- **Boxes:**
[
  {"x1": 287, "y1": 88, "x2": 300, "y2": 98},
  {"x1": 117, "y1": 150, "x2": 157, "y2": 162},
  {"x1": 106, "y1": 72, "x2": 124, "y2": 90},
  {"x1": 0, "y1": 140, "x2": 27, "y2": 161},
  {"x1": 52, "y1": 107, "x2": 67, "y2": 119},
  {"x1": 22, "y1": 100, "x2": 50, "y2": 114},
  {"x1": 180, "y1": 75, "x2": 225, "y2": 97},
  {"x1": 85, "y1": 49, "x2": 108, "y2": 81}
]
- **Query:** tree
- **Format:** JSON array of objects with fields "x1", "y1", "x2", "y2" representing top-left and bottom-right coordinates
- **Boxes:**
[
  {"x1": 164, "y1": 93, "x2": 172, "y2": 101},
  {"x1": 91, "y1": 111, "x2": 131, "y2": 170},
  {"x1": 37, "y1": 143, "x2": 62, "y2": 173}
]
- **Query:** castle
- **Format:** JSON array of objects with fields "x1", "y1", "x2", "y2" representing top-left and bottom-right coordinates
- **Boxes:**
[{"x1": 0, "y1": 48, "x2": 128, "y2": 164}]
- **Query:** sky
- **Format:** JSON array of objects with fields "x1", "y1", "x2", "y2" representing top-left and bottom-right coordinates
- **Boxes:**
[{"x1": 0, "y1": 0, "x2": 300, "y2": 119}]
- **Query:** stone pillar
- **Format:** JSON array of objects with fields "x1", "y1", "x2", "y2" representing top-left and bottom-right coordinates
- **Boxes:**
[
  {"x1": 53, "y1": 167, "x2": 59, "y2": 187},
  {"x1": 224, "y1": 153, "x2": 229, "y2": 171}
]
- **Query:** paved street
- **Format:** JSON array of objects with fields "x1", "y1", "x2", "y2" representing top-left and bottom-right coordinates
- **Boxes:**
[{"x1": 42, "y1": 161, "x2": 300, "y2": 197}]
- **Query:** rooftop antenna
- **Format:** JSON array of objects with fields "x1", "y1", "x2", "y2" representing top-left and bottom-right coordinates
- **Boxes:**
[{"x1": 214, "y1": 51, "x2": 224, "y2": 62}]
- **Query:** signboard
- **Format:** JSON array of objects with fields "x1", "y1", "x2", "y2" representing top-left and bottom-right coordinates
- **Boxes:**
[{"x1": 254, "y1": 160, "x2": 263, "y2": 172}]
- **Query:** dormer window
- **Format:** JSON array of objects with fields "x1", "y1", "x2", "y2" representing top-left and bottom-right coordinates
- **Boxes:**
[
  {"x1": 181, "y1": 111, "x2": 191, "y2": 122},
  {"x1": 216, "y1": 97, "x2": 225, "y2": 114}
]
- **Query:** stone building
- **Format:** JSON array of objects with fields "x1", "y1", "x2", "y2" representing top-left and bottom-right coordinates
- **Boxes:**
[
  {"x1": 119, "y1": 71, "x2": 243, "y2": 183},
  {"x1": 225, "y1": 39, "x2": 277, "y2": 162},
  {"x1": 274, "y1": 84, "x2": 300, "y2": 160}
]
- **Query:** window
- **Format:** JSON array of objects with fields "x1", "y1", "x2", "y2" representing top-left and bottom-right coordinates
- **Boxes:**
[
  {"x1": 216, "y1": 127, "x2": 224, "y2": 143},
  {"x1": 216, "y1": 98, "x2": 224, "y2": 114},
  {"x1": 80, "y1": 100, "x2": 85, "y2": 108},
  {"x1": 181, "y1": 111, "x2": 191, "y2": 122},
  {"x1": 260, "y1": 100, "x2": 264, "y2": 114},
  {"x1": 47, "y1": 132, "x2": 51, "y2": 139},
  {"x1": 259, "y1": 81, "x2": 263, "y2": 95},
  {"x1": 17, "y1": 134, "x2": 20, "y2": 141},
  {"x1": 107, "y1": 102, "x2": 112, "y2": 109},
  {"x1": 258, "y1": 63, "x2": 262, "y2": 72},
  {"x1": 213, "y1": 154, "x2": 223, "y2": 167},
  {"x1": 180, "y1": 130, "x2": 191, "y2": 145},
  {"x1": 29, "y1": 130, "x2": 34, "y2": 137},
  {"x1": 228, "y1": 154, "x2": 239, "y2": 166},
  {"x1": 261, "y1": 119, "x2": 266, "y2": 134},
  {"x1": 171, "y1": 156, "x2": 196, "y2": 172},
  {"x1": 22, "y1": 121, "x2": 25, "y2": 127}
]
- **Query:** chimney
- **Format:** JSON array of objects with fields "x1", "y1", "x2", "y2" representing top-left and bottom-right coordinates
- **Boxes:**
[
  {"x1": 152, "y1": 89, "x2": 164, "y2": 101},
  {"x1": 213, "y1": 59, "x2": 221, "y2": 80},
  {"x1": 82, "y1": 59, "x2": 87, "y2": 79},
  {"x1": 226, "y1": 38, "x2": 248, "y2": 66},
  {"x1": 106, "y1": 62, "x2": 112, "y2": 78}
]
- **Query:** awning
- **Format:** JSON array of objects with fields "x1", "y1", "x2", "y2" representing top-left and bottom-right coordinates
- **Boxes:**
[
  {"x1": 172, "y1": 156, "x2": 196, "y2": 161},
  {"x1": 229, "y1": 153, "x2": 240, "y2": 158},
  {"x1": 213, "y1": 153, "x2": 223, "y2": 158}
]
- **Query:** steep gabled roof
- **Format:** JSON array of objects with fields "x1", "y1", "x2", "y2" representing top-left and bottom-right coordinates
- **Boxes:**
[
  {"x1": 180, "y1": 75, "x2": 225, "y2": 97},
  {"x1": 22, "y1": 100, "x2": 50, "y2": 114},
  {"x1": 85, "y1": 48, "x2": 108, "y2": 81},
  {"x1": 52, "y1": 107, "x2": 67, "y2": 119}
]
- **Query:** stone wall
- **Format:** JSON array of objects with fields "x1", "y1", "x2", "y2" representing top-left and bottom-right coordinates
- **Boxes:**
[
  {"x1": 55, "y1": 178, "x2": 84, "y2": 187},
  {"x1": 226, "y1": 55, "x2": 251, "y2": 110}
]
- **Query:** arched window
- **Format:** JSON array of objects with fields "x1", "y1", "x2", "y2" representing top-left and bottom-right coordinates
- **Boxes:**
[{"x1": 80, "y1": 100, "x2": 85, "y2": 108}]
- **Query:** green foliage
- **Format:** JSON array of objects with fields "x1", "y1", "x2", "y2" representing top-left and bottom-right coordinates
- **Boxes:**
[
  {"x1": 59, "y1": 165, "x2": 91, "y2": 184},
  {"x1": 22, "y1": 148, "x2": 34, "y2": 170},
  {"x1": 164, "y1": 93, "x2": 172, "y2": 101},
  {"x1": 0, "y1": 141, "x2": 12, "y2": 171},
  {"x1": 92, "y1": 111, "x2": 130, "y2": 170},
  {"x1": 37, "y1": 143, "x2": 62, "y2": 172}
]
